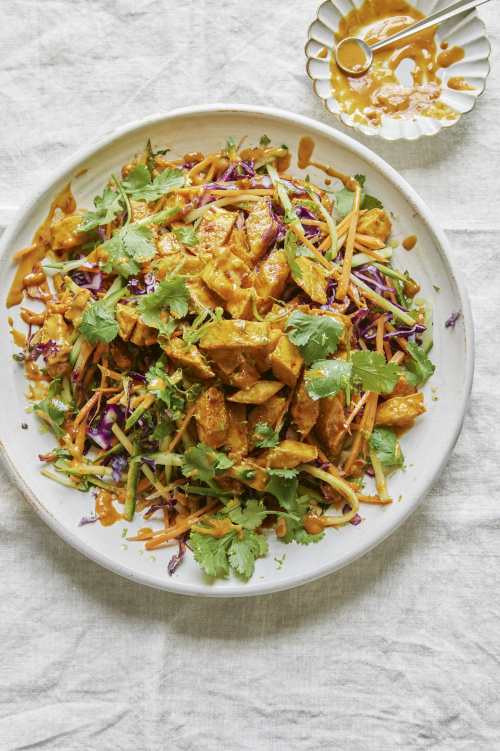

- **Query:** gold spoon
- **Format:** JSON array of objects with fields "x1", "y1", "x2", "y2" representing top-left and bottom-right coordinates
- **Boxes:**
[{"x1": 335, "y1": 0, "x2": 492, "y2": 76}]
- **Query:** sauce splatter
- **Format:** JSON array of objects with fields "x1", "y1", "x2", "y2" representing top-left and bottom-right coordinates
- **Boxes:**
[
  {"x1": 95, "y1": 490, "x2": 122, "y2": 526},
  {"x1": 447, "y1": 76, "x2": 475, "y2": 92},
  {"x1": 402, "y1": 234, "x2": 417, "y2": 250}
]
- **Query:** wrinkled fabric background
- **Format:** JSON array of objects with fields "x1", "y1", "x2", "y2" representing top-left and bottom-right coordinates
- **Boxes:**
[{"x1": 0, "y1": 2, "x2": 499, "y2": 750}]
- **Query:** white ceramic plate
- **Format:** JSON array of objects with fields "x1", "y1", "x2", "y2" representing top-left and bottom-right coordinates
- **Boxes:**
[
  {"x1": 0, "y1": 105, "x2": 473, "y2": 597},
  {"x1": 306, "y1": 0, "x2": 491, "y2": 140}
]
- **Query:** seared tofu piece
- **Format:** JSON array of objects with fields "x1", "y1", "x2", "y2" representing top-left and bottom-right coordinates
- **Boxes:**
[
  {"x1": 116, "y1": 303, "x2": 138, "y2": 341},
  {"x1": 50, "y1": 214, "x2": 86, "y2": 250},
  {"x1": 198, "y1": 207, "x2": 236, "y2": 255},
  {"x1": 375, "y1": 393, "x2": 425, "y2": 428},
  {"x1": 228, "y1": 380, "x2": 284, "y2": 405},
  {"x1": 253, "y1": 249, "x2": 289, "y2": 301},
  {"x1": 225, "y1": 403, "x2": 248, "y2": 460},
  {"x1": 200, "y1": 320, "x2": 270, "y2": 351},
  {"x1": 227, "y1": 225, "x2": 251, "y2": 265},
  {"x1": 130, "y1": 200, "x2": 150, "y2": 223},
  {"x1": 245, "y1": 199, "x2": 278, "y2": 265},
  {"x1": 116, "y1": 303, "x2": 156, "y2": 345},
  {"x1": 63, "y1": 284, "x2": 92, "y2": 327},
  {"x1": 156, "y1": 230, "x2": 183, "y2": 255},
  {"x1": 194, "y1": 387, "x2": 228, "y2": 448},
  {"x1": 187, "y1": 278, "x2": 222, "y2": 311},
  {"x1": 357, "y1": 208, "x2": 391, "y2": 242},
  {"x1": 226, "y1": 357, "x2": 260, "y2": 390},
  {"x1": 130, "y1": 319, "x2": 157, "y2": 346},
  {"x1": 294, "y1": 257, "x2": 328, "y2": 304},
  {"x1": 248, "y1": 395, "x2": 286, "y2": 449},
  {"x1": 270, "y1": 335, "x2": 303, "y2": 387},
  {"x1": 315, "y1": 395, "x2": 345, "y2": 456},
  {"x1": 201, "y1": 249, "x2": 250, "y2": 302},
  {"x1": 251, "y1": 328, "x2": 281, "y2": 374},
  {"x1": 225, "y1": 289, "x2": 253, "y2": 320},
  {"x1": 261, "y1": 439, "x2": 318, "y2": 469},
  {"x1": 163, "y1": 339, "x2": 214, "y2": 380},
  {"x1": 391, "y1": 375, "x2": 417, "y2": 397},
  {"x1": 291, "y1": 381, "x2": 319, "y2": 437},
  {"x1": 39, "y1": 312, "x2": 71, "y2": 344}
]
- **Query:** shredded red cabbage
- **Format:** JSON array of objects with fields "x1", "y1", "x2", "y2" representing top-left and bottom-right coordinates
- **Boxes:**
[
  {"x1": 353, "y1": 265, "x2": 395, "y2": 294},
  {"x1": 342, "y1": 503, "x2": 362, "y2": 526},
  {"x1": 78, "y1": 512, "x2": 99, "y2": 526},
  {"x1": 70, "y1": 269, "x2": 103, "y2": 292},
  {"x1": 88, "y1": 404, "x2": 126, "y2": 450},
  {"x1": 168, "y1": 535, "x2": 187, "y2": 575},
  {"x1": 29, "y1": 339, "x2": 59, "y2": 362},
  {"x1": 110, "y1": 454, "x2": 128, "y2": 482},
  {"x1": 445, "y1": 311, "x2": 461, "y2": 328},
  {"x1": 220, "y1": 160, "x2": 255, "y2": 182}
]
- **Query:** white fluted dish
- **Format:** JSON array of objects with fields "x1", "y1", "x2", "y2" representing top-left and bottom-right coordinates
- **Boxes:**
[{"x1": 306, "y1": 0, "x2": 491, "y2": 140}]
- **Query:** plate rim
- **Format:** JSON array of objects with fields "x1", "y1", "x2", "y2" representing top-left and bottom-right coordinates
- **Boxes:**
[{"x1": 0, "y1": 103, "x2": 475, "y2": 597}]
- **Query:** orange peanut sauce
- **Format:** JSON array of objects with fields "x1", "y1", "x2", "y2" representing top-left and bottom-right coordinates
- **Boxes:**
[
  {"x1": 330, "y1": 0, "x2": 465, "y2": 126},
  {"x1": 447, "y1": 76, "x2": 475, "y2": 92},
  {"x1": 95, "y1": 490, "x2": 122, "y2": 526},
  {"x1": 7, "y1": 184, "x2": 75, "y2": 308},
  {"x1": 402, "y1": 234, "x2": 417, "y2": 250},
  {"x1": 297, "y1": 136, "x2": 358, "y2": 190}
]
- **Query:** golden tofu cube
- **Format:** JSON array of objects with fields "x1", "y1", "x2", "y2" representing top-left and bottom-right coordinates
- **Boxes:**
[
  {"x1": 200, "y1": 320, "x2": 270, "y2": 351},
  {"x1": 270, "y1": 335, "x2": 303, "y2": 387},
  {"x1": 39, "y1": 313, "x2": 71, "y2": 344},
  {"x1": 228, "y1": 380, "x2": 284, "y2": 405},
  {"x1": 375, "y1": 393, "x2": 425, "y2": 428},
  {"x1": 294, "y1": 257, "x2": 328, "y2": 304},
  {"x1": 225, "y1": 289, "x2": 253, "y2": 320},
  {"x1": 163, "y1": 339, "x2": 214, "y2": 380},
  {"x1": 261, "y1": 439, "x2": 318, "y2": 469},
  {"x1": 316, "y1": 395, "x2": 345, "y2": 456},
  {"x1": 201, "y1": 249, "x2": 250, "y2": 302},
  {"x1": 225, "y1": 403, "x2": 248, "y2": 460},
  {"x1": 253, "y1": 250, "x2": 289, "y2": 301},
  {"x1": 291, "y1": 382, "x2": 319, "y2": 437},
  {"x1": 156, "y1": 230, "x2": 183, "y2": 255},
  {"x1": 187, "y1": 278, "x2": 222, "y2": 311},
  {"x1": 198, "y1": 207, "x2": 237, "y2": 255},
  {"x1": 226, "y1": 356, "x2": 260, "y2": 390},
  {"x1": 194, "y1": 387, "x2": 229, "y2": 448},
  {"x1": 116, "y1": 303, "x2": 137, "y2": 341},
  {"x1": 130, "y1": 320, "x2": 157, "y2": 347},
  {"x1": 245, "y1": 199, "x2": 278, "y2": 264},
  {"x1": 63, "y1": 285, "x2": 92, "y2": 326},
  {"x1": 50, "y1": 214, "x2": 86, "y2": 250}
]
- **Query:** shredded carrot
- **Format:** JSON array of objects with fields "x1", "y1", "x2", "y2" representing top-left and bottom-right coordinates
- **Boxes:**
[{"x1": 337, "y1": 182, "x2": 361, "y2": 300}]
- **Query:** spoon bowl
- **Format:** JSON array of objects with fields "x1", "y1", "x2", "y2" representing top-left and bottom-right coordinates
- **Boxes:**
[{"x1": 335, "y1": 36, "x2": 373, "y2": 75}]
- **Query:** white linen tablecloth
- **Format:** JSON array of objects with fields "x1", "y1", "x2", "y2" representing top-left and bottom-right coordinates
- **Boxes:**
[{"x1": 0, "y1": 2, "x2": 499, "y2": 749}]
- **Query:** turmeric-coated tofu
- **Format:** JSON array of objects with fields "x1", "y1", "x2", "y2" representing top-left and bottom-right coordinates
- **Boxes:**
[
  {"x1": 253, "y1": 250, "x2": 289, "y2": 301},
  {"x1": 163, "y1": 339, "x2": 214, "y2": 380},
  {"x1": 294, "y1": 257, "x2": 328, "y2": 304},
  {"x1": 228, "y1": 380, "x2": 284, "y2": 405},
  {"x1": 117, "y1": 303, "x2": 156, "y2": 345},
  {"x1": 357, "y1": 208, "x2": 391, "y2": 243},
  {"x1": 291, "y1": 382, "x2": 319, "y2": 437},
  {"x1": 200, "y1": 320, "x2": 270, "y2": 351},
  {"x1": 375, "y1": 393, "x2": 425, "y2": 428},
  {"x1": 194, "y1": 387, "x2": 228, "y2": 448},
  {"x1": 245, "y1": 199, "x2": 278, "y2": 265},
  {"x1": 201, "y1": 249, "x2": 250, "y2": 302},
  {"x1": 50, "y1": 214, "x2": 86, "y2": 250},
  {"x1": 315, "y1": 395, "x2": 345, "y2": 456},
  {"x1": 198, "y1": 207, "x2": 237, "y2": 255},
  {"x1": 247, "y1": 396, "x2": 286, "y2": 449},
  {"x1": 391, "y1": 375, "x2": 417, "y2": 397},
  {"x1": 156, "y1": 230, "x2": 183, "y2": 255},
  {"x1": 186, "y1": 278, "x2": 222, "y2": 311},
  {"x1": 63, "y1": 284, "x2": 92, "y2": 327},
  {"x1": 261, "y1": 440, "x2": 318, "y2": 469},
  {"x1": 129, "y1": 319, "x2": 157, "y2": 347},
  {"x1": 270, "y1": 335, "x2": 303, "y2": 387},
  {"x1": 226, "y1": 357, "x2": 260, "y2": 390},
  {"x1": 225, "y1": 403, "x2": 248, "y2": 460}
]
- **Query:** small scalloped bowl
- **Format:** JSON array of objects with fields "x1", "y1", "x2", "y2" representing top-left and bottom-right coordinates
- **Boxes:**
[{"x1": 306, "y1": 0, "x2": 491, "y2": 140}]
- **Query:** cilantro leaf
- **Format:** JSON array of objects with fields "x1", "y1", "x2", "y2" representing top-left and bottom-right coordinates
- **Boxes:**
[
  {"x1": 305, "y1": 359, "x2": 352, "y2": 400},
  {"x1": 266, "y1": 468, "x2": 299, "y2": 510},
  {"x1": 79, "y1": 187, "x2": 124, "y2": 232},
  {"x1": 228, "y1": 532, "x2": 268, "y2": 579},
  {"x1": 229, "y1": 499, "x2": 267, "y2": 530},
  {"x1": 294, "y1": 528, "x2": 325, "y2": 545},
  {"x1": 335, "y1": 174, "x2": 383, "y2": 218},
  {"x1": 351, "y1": 351, "x2": 400, "y2": 393},
  {"x1": 121, "y1": 165, "x2": 185, "y2": 202},
  {"x1": 259, "y1": 134, "x2": 271, "y2": 147},
  {"x1": 101, "y1": 224, "x2": 156, "y2": 278},
  {"x1": 146, "y1": 362, "x2": 186, "y2": 419},
  {"x1": 369, "y1": 427, "x2": 404, "y2": 468},
  {"x1": 286, "y1": 311, "x2": 344, "y2": 365},
  {"x1": 190, "y1": 527, "x2": 267, "y2": 581},
  {"x1": 173, "y1": 226, "x2": 199, "y2": 247},
  {"x1": 405, "y1": 342, "x2": 435, "y2": 386},
  {"x1": 34, "y1": 378, "x2": 72, "y2": 438},
  {"x1": 253, "y1": 422, "x2": 280, "y2": 449},
  {"x1": 138, "y1": 276, "x2": 189, "y2": 334},
  {"x1": 79, "y1": 300, "x2": 119, "y2": 343},
  {"x1": 181, "y1": 443, "x2": 233, "y2": 484}
]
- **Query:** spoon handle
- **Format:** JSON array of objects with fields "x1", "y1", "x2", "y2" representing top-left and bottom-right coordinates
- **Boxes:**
[{"x1": 370, "y1": 0, "x2": 492, "y2": 52}]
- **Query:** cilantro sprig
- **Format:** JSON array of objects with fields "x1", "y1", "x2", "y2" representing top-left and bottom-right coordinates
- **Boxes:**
[
  {"x1": 121, "y1": 164, "x2": 185, "y2": 202},
  {"x1": 369, "y1": 427, "x2": 404, "y2": 469},
  {"x1": 253, "y1": 422, "x2": 280, "y2": 449},
  {"x1": 286, "y1": 311, "x2": 344, "y2": 365},
  {"x1": 79, "y1": 187, "x2": 124, "y2": 232},
  {"x1": 190, "y1": 522, "x2": 268, "y2": 580}
]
